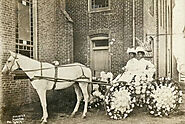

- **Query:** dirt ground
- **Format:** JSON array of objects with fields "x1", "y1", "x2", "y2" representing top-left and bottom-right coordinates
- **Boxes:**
[
  {"x1": 2, "y1": 90, "x2": 185, "y2": 124},
  {"x1": 3, "y1": 101, "x2": 185, "y2": 124},
  {"x1": 11, "y1": 107, "x2": 185, "y2": 124},
  {"x1": 30, "y1": 110, "x2": 185, "y2": 124}
]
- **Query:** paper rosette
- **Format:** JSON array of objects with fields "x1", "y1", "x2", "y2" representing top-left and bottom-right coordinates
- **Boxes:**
[
  {"x1": 104, "y1": 81, "x2": 135, "y2": 119},
  {"x1": 146, "y1": 77, "x2": 183, "y2": 117}
]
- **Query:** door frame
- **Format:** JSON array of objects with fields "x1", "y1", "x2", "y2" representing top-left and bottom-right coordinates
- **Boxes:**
[{"x1": 89, "y1": 36, "x2": 111, "y2": 76}]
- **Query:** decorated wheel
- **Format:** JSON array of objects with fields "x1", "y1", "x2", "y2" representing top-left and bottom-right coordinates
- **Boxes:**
[
  {"x1": 104, "y1": 81, "x2": 136, "y2": 119},
  {"x1": 146, "y1": 77, "x2": 183, "y2": 117}
]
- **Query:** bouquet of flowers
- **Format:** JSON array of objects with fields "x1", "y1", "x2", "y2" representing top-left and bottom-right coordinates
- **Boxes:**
[
  {"x1": 146, "y1": 77, "x2": 183, "y2": 117},
  {"x1": 88, "y1": 85, "x2": 107, "y2": 109},
  {"x1": 104, "y1": 81, "x2": 136, "y2": 119}
]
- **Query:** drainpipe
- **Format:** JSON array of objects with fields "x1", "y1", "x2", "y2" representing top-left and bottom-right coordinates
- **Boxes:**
[
  {"x1": 133, "y1": 0, "x2": 135, "y2": 48},
  {"x1": 156, "y1": 0, "x2": 159, "y2": 78},
  {"x1": 33, "y1": 0, "x2": 38, "y2": 60},
  {"x1": 165, "y1": 0, "x2": 168, "y2": 77},
  {"x1": 170, "y1": 0, "x2": 173, "y2": 78}
]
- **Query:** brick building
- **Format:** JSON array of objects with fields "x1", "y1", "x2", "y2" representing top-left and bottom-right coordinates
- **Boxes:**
[
  {"x1": 66, "y1": 0, "x2": 176, "y2": 78},
  {"x1": 0, "y1": 0, "x2": 177, "y2": 120},
  {"x1": 66, "y1": 0, "x2": 141, "y2": 77},
  {"x1": 0, "y1": 0, "x2": 73, "y2": 119}
]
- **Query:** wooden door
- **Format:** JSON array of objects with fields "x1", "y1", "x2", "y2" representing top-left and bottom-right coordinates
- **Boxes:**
[
  {"x1": 91, "y1": 38, "x2": 110, "y2": 77},
  {"x1": 93, "y1": 49, "x2": 109, "y2": 77}
]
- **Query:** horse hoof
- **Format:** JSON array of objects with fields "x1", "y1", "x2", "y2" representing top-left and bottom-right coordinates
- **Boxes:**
[
  {"x1": 82, "y1": 115, "x2": 86, "y2": 119},
  {"x1": 70, "y1": 114, "x2": 75, "y2": 118},
  {"x1": 40, "y1": 118, "x2": 44, "y2": 123},
  {"x1": 41, "y1": 122, "x2": 47, "y2": 124}
]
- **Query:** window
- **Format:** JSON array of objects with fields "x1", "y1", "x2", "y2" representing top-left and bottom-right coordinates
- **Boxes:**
[
  {"x1": 16, "y1": 0, "x2": 33, "y2": 58},
  {"x1": 89, "y1": 0, "x2": 110, "y2": 12},
  {"x1": 94, "y1": 40, "x2": 109, "y2": 47},
  {"x1": 91, "y1": 36, "x2": 109, "y2": 50},
  {"x1": 15, "y1": 0, "x2": 33, "y2": 79}
]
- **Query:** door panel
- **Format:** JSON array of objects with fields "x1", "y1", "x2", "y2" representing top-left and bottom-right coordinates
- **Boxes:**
[{"x1": 93, "y1": 49, "x2": 109, "y2": 77}]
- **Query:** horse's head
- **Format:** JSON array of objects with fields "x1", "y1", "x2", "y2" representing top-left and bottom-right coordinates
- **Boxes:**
[{"x1": 2, "y1": 51, "x2": 20, "y2": 75}]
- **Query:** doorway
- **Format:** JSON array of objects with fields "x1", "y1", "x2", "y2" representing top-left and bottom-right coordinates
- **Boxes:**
[{"x1": 90, "y1": 37, "x2": 110, "y2": 77}]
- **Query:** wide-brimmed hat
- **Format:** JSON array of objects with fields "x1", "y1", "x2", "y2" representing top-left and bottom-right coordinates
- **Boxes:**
[
  {"x1": 127, "y1": 47, "x2": 136, "y2": 54},
  {"x1": 136, "y1": 46, "x2": 146, "y2": 54}
]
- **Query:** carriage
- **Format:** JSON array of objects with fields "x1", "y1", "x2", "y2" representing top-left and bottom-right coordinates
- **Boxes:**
[{"x1": 2, "y1": 51, "x2": 183, "y2": 123}]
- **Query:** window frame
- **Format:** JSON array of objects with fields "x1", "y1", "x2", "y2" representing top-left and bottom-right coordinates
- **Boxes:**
[
  {"x1": 91, "y1": 37, "x2": 109, "y2": 50},
  {"x1": 15, "y1": 0, "x2": 34, "y2": 79},
  {"x1": 16, "y1": 0, "x2": 34, "y2": 59},
  {"x1": 88, "y1": 0, "x2": 111, "y2": 13}
]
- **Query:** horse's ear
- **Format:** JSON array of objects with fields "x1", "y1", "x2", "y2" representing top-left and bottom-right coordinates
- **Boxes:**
[{"x1": 8, "y1": 50, "x2": 16, "y2": 57}]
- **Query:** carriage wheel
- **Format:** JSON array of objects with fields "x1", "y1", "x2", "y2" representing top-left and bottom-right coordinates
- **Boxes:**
[
  {"x1": 146, "y1": 77, "x2": 183, "y2": 117},
  {"x1": 104, "y1": 81, "x2": 135, "y2": 119}
]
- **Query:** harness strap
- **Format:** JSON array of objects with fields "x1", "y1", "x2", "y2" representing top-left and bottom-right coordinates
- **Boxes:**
[
  {"x1": 78, "y1": 65, "x2": 89, "y2": 79},
  {"x1": 52, "y1": 65, "x2": 58, "y2": 90},
  {"x1": 40, "y1": 62, "x2": 43, "y2": 76}
]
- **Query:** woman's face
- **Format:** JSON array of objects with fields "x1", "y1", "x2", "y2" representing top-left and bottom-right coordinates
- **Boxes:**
[
  {"x1": 137, "y1": 52, "x2": 144, "y2": 60},
  {"x1": 129, "y1": 53, "x2": 136, "y2": 59}
]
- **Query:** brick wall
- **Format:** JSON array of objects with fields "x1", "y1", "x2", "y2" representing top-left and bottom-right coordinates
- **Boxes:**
[
  {"x1": 0, "y1": 0, "x2": 38, "y2": 119},
  {"x1": 66, "y1": 0, "x2": 89, "y2": 65},
  {"x1": 66, "y1": 0, "x2": 144, "y2": 76},
  {"x1": 37, "y1": 0, "x2": 73, "y2": 64},
  {"x1": 0, "y1": 0, "x2": 73, "y2": 119}
]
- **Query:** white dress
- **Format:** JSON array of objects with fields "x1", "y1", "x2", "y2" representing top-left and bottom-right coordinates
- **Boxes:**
[
  {"x1": 136, "y1": 58, "x2": 156, "y2": 81},
  {"x1": 113, "y1": 58, "x2": 156, "y2": 83},
  {"x1": 117, "y1": 58, "x2": 139, "y2": 83}
]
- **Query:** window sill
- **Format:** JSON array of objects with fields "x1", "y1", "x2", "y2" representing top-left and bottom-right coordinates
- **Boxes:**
[
  {"x1": 93, "y1": 47, "x2": 109, "y2": 50},
  {"x1": 89, "y1": 8, "x2": 111, "y2": 14}
]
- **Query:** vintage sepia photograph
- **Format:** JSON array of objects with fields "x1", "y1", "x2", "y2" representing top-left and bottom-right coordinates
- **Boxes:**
[{"x1": 0, "y1": 0, "x2": 185, "y2": 123}]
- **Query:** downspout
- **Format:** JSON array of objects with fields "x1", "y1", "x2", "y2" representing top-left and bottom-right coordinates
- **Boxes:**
[
  {"x1": 170, "y1": 0, "x2": 173, "y2": 78},
  {"x1": 165, "y1": 0, "x2": 168, "y2": 76},
  {"x1": 33, "y1": 0, "x2": 38, "y2": 60},
  {"x1": 133, "y1": 0, "x2": 135, "y2": 48},
  {"x1": 156, "y1": 0, "x2": 159, "y2": 78}
]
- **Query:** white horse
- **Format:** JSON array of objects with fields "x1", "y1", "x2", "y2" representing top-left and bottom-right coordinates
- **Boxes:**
[{"x1": 2, "y1": 51, "x2": 92, "y2": 123}]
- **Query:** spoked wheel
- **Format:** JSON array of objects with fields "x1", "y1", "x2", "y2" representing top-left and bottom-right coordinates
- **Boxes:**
[
  {"x1": 146, "y1": 77, "x2": 183, "y2": 117},
  {"x1": 104, "y1": 81, "x2": 136, "y2": 119}
]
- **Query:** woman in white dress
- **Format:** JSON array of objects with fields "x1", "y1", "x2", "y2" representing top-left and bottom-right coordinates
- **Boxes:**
[
  {"x1": 113, "y1": 47, "x2": 138, "y2": 83},
  {"x1": 135, "y1": 46, "x2": 156, "y2": 81}
]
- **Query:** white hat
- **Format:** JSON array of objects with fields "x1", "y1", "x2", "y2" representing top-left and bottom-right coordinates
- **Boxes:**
[
  {"x1": 126, "y1": 47, "x2": 136, "y2": 54},
  {"x1": 136, "y1": 46, "x2": 146, "y2": 54}
]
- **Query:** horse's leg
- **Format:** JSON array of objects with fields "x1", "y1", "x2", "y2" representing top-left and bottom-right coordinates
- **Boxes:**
[
  {"x1": 36, "y1": 89, "x2": 48, "y2": 123},
  {"x1": 79, "y1": 82, "x2": 89, "y2": 118},
  {"x1": 71, "y1": 84, "x2": 82, "y2": 117},
  {"x1": 88, "y1": 83, "x2": 93, "y2": 102}
]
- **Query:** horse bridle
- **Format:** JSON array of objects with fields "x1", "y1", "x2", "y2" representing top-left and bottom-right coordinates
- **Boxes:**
[{"x1": 6, "y1": 53, "x2": 20, "y2": 73}]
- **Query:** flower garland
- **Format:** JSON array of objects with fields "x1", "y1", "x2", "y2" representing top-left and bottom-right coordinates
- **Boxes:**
[
  {"x1": 146, "y1": 77, "x2": 183, "y2": 117},
  {"x1": 104, "y1": 81, "x2": 136, "y2": 119}
]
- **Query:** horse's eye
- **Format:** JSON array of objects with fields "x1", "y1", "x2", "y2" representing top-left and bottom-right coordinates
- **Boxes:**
[{"x1": 8, "y1": 61, "x2": 11, "y2": 63}]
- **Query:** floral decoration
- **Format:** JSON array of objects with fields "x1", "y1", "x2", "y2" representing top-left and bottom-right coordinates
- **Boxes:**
[
  {"x1": 88, "y1": 85, "x2": 108, "y2": 109},
  {"x1": 104, "y1": 81, "x2": 136, "y2": 119},
  {"x1": 146, "y1": 77, "x2": 183, "y2": 117}
]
